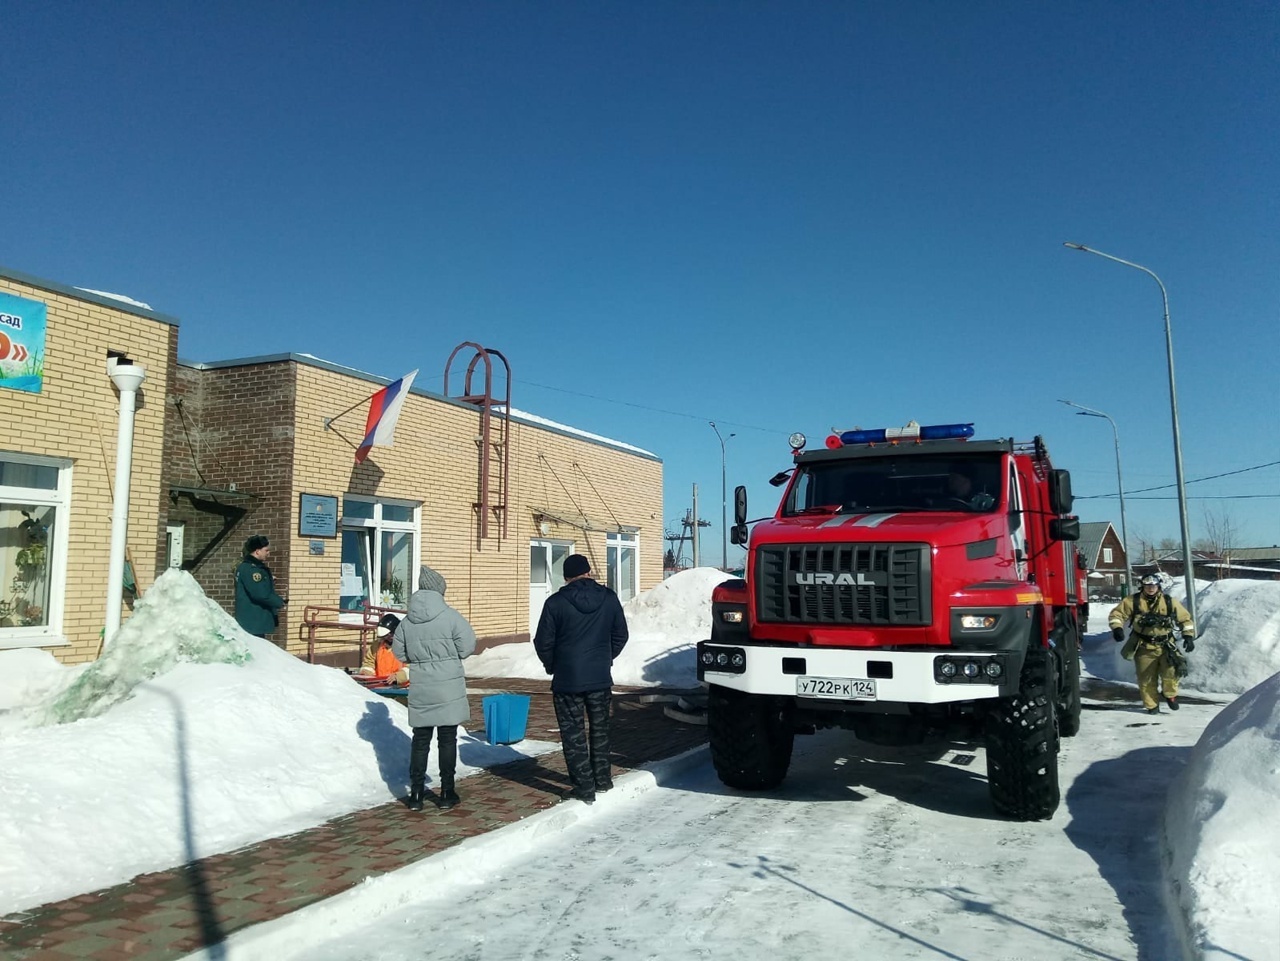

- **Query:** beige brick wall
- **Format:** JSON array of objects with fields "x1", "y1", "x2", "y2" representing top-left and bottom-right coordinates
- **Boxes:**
[
  {"x1": 283, "y1": 360, "x2": 664, "y2": 656},
  {"x1": 1, "y1": 276, "x2": 176, "y2": 663}
]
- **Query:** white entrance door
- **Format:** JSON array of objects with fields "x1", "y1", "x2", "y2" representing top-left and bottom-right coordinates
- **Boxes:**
[{"x1": 530, "y1": 540, "x2": 571, "y2": 635}]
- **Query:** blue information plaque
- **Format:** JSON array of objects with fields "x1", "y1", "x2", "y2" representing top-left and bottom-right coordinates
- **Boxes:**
[{"x1": 299, "y1": 494, "x2": 338, "y2": 537}]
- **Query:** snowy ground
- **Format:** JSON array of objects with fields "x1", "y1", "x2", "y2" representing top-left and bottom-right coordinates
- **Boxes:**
[{"x1": 2, "y1": 569, "x2": 1278, "y2": 961}]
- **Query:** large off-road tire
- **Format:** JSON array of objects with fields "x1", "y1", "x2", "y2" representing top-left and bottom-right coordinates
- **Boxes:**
[
  {"x1": 1057, "y1": 613, "x2": 1083, "y2": 738},
  {"x1": 985, "y1": 648, "x2": 1061, "y2": 820},
  {"x1": 707, "y1": 686, "x2": 795, "y2": 790}
]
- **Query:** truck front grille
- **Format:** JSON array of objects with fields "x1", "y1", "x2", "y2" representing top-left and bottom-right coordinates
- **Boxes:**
[{"x1": 755, "y1": 543, "x2": 930, "y2": 626}]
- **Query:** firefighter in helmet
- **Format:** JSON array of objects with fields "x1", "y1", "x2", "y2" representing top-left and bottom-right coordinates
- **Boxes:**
[{"x1": 1108, "y1": 573, "x2": 1196, "y2": 714}]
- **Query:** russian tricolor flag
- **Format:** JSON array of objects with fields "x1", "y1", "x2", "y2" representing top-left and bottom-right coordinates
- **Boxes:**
[{"x1": 355, "y1": 369, "x2": 418, "y2": 463}]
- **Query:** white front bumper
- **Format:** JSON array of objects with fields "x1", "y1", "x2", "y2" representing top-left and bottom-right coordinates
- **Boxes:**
[{"x1": 702, "y1": 645, "x2": 1009, "y2": 704}]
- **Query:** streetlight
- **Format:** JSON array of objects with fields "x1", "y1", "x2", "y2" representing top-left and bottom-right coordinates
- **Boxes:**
[
  {"x1": 709, "y1": 421, "x2": 735, "y2": 569},
  {"x1": 1059, "y1": 399, "x2": 1132, "y2": 597},
  {"x1": 1063, "y1": 242, "x2": 1197, "y2": 626}
]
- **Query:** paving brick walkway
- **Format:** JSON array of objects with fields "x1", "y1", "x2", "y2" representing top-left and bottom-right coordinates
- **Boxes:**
[{"x1": 0, "y1": 679, "x2": 708, "y2": 960}]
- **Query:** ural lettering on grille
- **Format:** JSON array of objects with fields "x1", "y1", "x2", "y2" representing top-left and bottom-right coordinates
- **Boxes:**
[{"x1": 755, "y1": 543, "x2": 930, "y2": 626}]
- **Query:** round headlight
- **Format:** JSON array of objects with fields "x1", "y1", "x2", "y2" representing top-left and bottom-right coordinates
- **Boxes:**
[
  {"x1": 962, "y1": 661, "x2": 980, "y2": 678},
  {"x1": 730, "y1": 652, "x2": 745, "y2": 668},
  {"x1": 940, "y1": 661, "x2": 957, "y2": 677},
  {"x1": 700, "y1": 651, "x2": 714, "y2": 666},
  {"x1": 788, "y1": 432, "x2": 807, "y2": 451},
  {"x1": 984, "y1": 661, "x2": 1003, "y2": 678},
  {"x1": 715, "y1": 652, "x2": 729, "y2": 667}
]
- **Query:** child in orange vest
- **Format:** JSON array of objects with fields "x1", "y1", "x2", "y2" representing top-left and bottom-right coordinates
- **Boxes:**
[{"x1": 358, "y1": 613, "x2": 408, "y2": 684}]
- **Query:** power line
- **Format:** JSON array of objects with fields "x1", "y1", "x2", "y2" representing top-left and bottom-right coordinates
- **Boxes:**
[
  {"x1": 519, "y1": 379, "x2": 786, "y2": 435},
  {"x1": 518, "y1": 376, "x2": 1280, "y2": 501},
  {"x1": 1075, "y1": 460, "x2": 1280, "y2": 500}
]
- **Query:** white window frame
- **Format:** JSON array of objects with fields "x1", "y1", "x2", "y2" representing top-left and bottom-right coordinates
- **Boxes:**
[
  {"x1": 606, "y1": 531, "x2": 639, "y2": 602},
  {"x1": 338, "y1": 495, "x2": 421, "y2": 621},
  {"x1": 1103, "y1": 547, "x2": 1113, "y2": 564},
  {"x1": 0, "y1": 451, "x2": 73, "y2": 649}
]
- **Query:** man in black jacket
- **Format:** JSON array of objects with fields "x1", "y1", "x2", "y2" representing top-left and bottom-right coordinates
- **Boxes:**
[{"x1": 534, "y1": 553, "x2": 629, "y2": 804}]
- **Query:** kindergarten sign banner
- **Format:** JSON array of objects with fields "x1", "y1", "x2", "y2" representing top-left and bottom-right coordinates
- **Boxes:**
[{"x1": 0, "y1": 292, "x2": 47, "y2": 394}]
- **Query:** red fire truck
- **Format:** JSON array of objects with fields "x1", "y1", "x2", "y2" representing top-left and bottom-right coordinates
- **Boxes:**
[{"x1": 698, "y1": 422, "x2": 1083, "y2": 820}]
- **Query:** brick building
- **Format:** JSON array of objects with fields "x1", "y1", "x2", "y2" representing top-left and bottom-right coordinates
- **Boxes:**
[
  {"x1": 1076, "y1": 521, "x2": 1129, "y2": 598},
  {"x1": 3, "y1": 266, "x2": 664, "y2": 666},
  {"x1": 166, "y1": 351, "x2": 664, "y2": 662},
  {"x1": 1, "y1": 266, "x2": 178, "y2": 661}
]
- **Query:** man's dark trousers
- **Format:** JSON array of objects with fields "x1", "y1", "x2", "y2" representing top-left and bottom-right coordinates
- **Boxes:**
[{"x1": 553, "y1": 690, "x2": 612, "y2": 797}]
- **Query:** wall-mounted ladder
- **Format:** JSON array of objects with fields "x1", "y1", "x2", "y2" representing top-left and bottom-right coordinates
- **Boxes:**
[{"x1": 443, "y1": 343, "x2": 511, "y2": 544}]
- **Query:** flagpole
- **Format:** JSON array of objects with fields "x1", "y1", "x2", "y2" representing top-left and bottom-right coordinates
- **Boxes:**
[
  {"x1": 323, "y1": 395, "x2": 371, "y2": 430},
  {"x1": 324, "y1": 384, "x2": 392, "y2": 430}
]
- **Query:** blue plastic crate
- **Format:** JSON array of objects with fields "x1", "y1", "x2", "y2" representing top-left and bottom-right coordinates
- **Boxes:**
[{"x1": 482, "y1": 693, "x2": 531, "y2": 745}]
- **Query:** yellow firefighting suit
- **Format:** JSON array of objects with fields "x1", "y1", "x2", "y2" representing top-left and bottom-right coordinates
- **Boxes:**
[{"x1": 1109, "y1": 590, "x2": 1195, "y2": 711}]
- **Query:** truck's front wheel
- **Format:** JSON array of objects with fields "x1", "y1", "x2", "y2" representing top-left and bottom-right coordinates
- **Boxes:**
[
  {"x1": 985, "y1": 648, "x2": 1060, "y2": 820},
  {"x1": 707, "y1": 686, "x2": 795, "y2": 790},
  {"x1": 1056, "y1": 613, "x2": 1083, "y2": 738}
]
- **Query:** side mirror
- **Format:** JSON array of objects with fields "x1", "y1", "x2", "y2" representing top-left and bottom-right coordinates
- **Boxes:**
[
  {"x1": 1049, "y1": 469, "x2": 1074, "y2": 514},
  {"x1": 730, "y1": 524, "x2": 749, "y2": 546},
  {"x1": 734, "y1": 485, "x2": 748, "y2": 525},
  {"x1": 1050, "y1": 516, "x2": 1081, "y2": 542},
  {"x1": 768, "y1": 470, "x2": 793, "y2": 488}
]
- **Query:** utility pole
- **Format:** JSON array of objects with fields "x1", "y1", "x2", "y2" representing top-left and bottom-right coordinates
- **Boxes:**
[{"x1": 689, "y1": 484, "x2": 711, "y2": 568}]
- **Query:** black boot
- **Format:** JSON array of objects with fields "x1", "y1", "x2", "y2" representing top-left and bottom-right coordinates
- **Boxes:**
[
  {"x1": 437, "y1": 779, "x2": 460, "y2": 810},
  {"x1": 406, "y1": 786, "x2": 425, "y2": 812},
  {"x1": 436, "y1": 727, "x2": 460, "y2": 809}
]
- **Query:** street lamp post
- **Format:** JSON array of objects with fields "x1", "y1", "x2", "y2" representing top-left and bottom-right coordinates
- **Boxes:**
[
  {"x1": 709, "y1": 421, "x2": 735, "y2": 569},
  {"x1": 1063, "y1": 242, "x2": 1197, "y2": 626},
  {"x1": 1060, "y1": 399, "x2": 1133, "y2": 597}
]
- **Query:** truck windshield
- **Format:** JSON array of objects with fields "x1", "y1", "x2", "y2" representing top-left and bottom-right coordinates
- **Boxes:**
[{"x1": 783, "y1": 454, "x2": 1003, "y2": 516}]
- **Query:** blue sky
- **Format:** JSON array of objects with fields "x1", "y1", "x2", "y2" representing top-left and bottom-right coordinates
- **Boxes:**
[{"x1": 5, "y1": 1, "x2": 1278, "y2": 564}]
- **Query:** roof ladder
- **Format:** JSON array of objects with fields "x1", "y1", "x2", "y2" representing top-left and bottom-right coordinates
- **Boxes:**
[{"x1": 443, "y1": 343, "x2": 511, "y2": 545}]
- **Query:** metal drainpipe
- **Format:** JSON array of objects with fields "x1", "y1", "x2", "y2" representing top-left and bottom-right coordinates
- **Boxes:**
[{"x1": 104, "y1": 356, "x2": 146, "y2": 645}]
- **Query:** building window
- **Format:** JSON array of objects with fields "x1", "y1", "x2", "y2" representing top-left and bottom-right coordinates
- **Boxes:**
[
  {"x1": 1103, "y1": 547, "x2": 1113, "y2": 564},
  {"x1": 606, "y1": 532, "x2": 638, "y2": 603},
  {"x1": 1, "y1": 453, "x2": 72, "y2": 646},
  {"x1": 339, "y1": 495, "x2": 420, "y2": 612}
]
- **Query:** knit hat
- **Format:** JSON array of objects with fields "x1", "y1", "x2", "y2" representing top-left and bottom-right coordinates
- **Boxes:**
[
  {"x1": 418, "y1": 565, "x2": 447, "y2": 595},
  {"x1": 563, "y1": 554, "x2": 591, "y2": 579},
  {"x1": 243, "y1": 535, "x2": 269, "y2": 556}
]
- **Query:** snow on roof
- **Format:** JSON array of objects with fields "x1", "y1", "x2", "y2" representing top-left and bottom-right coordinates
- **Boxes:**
[
  {"x1": 500, "y1": 406, "x2": 655, "y2": 457},
  {"x1": 74, "y1": 287, "x2": 154, "y2": 311}
]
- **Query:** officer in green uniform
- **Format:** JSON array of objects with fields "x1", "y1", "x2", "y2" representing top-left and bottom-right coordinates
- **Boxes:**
[
  {"x1": 235, "y1": 535, "x2": 286, "y2": 638},
  {"x1": 1108, "y1": 573, "x2": 1195, "y2": 714}
]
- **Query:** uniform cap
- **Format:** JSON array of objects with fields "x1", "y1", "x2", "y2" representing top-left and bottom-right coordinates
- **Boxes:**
[
  {"x1": 377, "y1": 613, "x2": 401, "y2": 634},
  {"x1": 243, "y1": 535, "x2": 269, "y2": 556}
]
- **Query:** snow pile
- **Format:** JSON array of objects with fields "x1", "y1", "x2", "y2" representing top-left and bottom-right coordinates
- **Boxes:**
[
  {"x1": 1164, "y1": 670, "x2": 1280, "y2": 961},
  {"x1": 1088, "y1": 579, "x2": 1280, "y2": 696},
  {"x1": 467, "y1": 567, "x2": 734, "y2": 688},
  {"x1": 0, "y1": 572, "x2": 560, "y2": 914},
  {"x1": 0, "y1": 648, "x2": 72, "y2": 727},
  {"x1": 43, "y1": 570, "x2": 252, "y2": 725},
  {"x1": 1183, "y1": 580, "x2": 1280, "y2": 694},
  {"x1": 623, "y1": 567, "x2": 736, "y2": 639}
]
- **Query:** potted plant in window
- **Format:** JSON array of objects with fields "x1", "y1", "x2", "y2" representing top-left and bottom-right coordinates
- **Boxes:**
[{"x1": 2, "y1": 514, "x2": 47, "y2": 626}]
